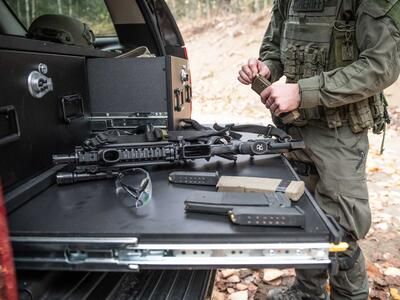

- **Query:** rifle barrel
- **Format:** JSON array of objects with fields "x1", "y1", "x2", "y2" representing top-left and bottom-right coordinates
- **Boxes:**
[
  {"x1": 52, "y1": 154, "x2": 78, "y2": 164},
  {"x1": 56, "y1": 171, "x2": 119, "y2": 185}
]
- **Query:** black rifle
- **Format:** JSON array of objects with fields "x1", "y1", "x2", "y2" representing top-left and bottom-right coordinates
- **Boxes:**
[
  {"x1": 54, "y1": 139, "x2": 304, "y2": 166},
  {"x1": 53, "y1": 139, "x2": 304, "y2": 185},
  {"x1": 53, "y1": 123, "x2": 305, "y2": 184}
]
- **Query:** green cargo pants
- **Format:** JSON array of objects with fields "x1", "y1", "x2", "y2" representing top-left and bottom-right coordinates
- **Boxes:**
[{"x1": 286, "y1": 121, "x2": 370, "y2": 300}]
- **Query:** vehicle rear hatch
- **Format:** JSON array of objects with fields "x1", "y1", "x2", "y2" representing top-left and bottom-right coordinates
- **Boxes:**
[{"x1": 0, "y1": 0, "x2": 340, "y2": 295}]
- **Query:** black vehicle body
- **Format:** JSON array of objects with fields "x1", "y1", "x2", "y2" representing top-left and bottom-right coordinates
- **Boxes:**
[{"x1": 0, "y1": 1, "x2": 341, "y2": 299}]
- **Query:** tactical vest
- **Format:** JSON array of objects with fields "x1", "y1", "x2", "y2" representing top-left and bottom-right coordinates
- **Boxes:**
[{"x1": 280, "y1": 0, "x2": 389, "y2": 133}]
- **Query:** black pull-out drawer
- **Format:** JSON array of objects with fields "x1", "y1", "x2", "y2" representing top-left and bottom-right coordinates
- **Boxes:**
[{"x1": 8, "y1": 155, "x2": 341, "y2": 272}]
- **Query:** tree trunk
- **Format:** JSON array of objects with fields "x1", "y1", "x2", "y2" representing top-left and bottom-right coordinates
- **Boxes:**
[
  {"x1": 196, "y1": 1, "x2": 201, "y2": 18},
  {"x1": 184, "y1": 0, "x2": 189, "y2": 18},
  {"x1": 205, "y1": 0, "x2": 210, "y2": 18},
  {"x1": 57, "y1": 0, "x2": 62, "y2": 14},
  {"x1": 24, "y1": 0, "x2": 30, "y2": 25},
  {"x1": 171, "y1": 0, "x2": 176, "y2": 13},
  {"x1": 31, "y1": 0, "x2": 35, "y2": 21},
  {"x1": 68, "y1": 0, "x2": 72, "y2": 16},
  {"x1": 235, "y1": 0, "x2": 241, "y2": 13}
]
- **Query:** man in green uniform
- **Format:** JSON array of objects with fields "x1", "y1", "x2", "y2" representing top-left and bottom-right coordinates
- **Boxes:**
[{"x1": 238, "y1": 1, "x2": 400, "y2": 299}]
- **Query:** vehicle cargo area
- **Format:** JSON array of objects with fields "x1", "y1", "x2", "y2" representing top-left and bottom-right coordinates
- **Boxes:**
[
  {"x1": 0, "y1": 0, "x2": 344, "y2": 298},
  {"x1": 1, "y1": 36, "x2": 340, "y2": 273}
]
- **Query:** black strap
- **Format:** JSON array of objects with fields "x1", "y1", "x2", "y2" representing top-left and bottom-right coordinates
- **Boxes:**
[
  {"x1": 179, "y1": 119, "x2": 212, "y2": 131},
  {"x1": 168, "y1": 119, "x2": 236, "y2": 141},
  {"x1": 84, "y1": 121, "x2": 294, "y2": 151},
  {"x1": 83, "y1": 125, "x2": 163, "y2": 149},
  {"x1": 169, "y1": 121, "x2": 291, "y2": 143},
  {"x1": 338, "y1": 246, "x2": 361, "y2": 271},
  {"x1": 290, "y1": 161, "x2": 318, "y2": 176},
  {"x1": 168, "y1": 130, "x2": 228, "y2": 142},
  {"x1": 213, "y1": 123, "x2": 291, "y2": 141}
]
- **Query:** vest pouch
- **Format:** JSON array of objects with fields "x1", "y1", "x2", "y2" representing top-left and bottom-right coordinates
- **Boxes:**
[
  {"x1": 287, "y1": 107, "x2": 323, "y2": 127},
  {"x1": 369, "y1": 93, "x2": 390, "y2": 134},
  {"x1": 331, "y1": 20, "x2": 358, "y2": 69},
  {"x1": 348, "y1": 99, "x2": 374, "y2": 133},
  {"x1": 324, "y1": 107, "x2": 343, "y2": 129},
  {"x1": 303, "y1": 46, "x2": 318, "y2": 78},
  {"x1": 284, "y1": 46, "x2": 299, "y2": 83},
  {"x1": 296, "y1": 46, "x2": 305, "y2": 81}
]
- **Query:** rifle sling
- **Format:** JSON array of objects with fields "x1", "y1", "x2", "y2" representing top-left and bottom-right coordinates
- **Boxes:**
[
  {"x1": 167, "y1": 130, "x2": 227, "y2": 141},
  {"x1": 213, "y1": 123, "x2": 291, "y2": 141}
]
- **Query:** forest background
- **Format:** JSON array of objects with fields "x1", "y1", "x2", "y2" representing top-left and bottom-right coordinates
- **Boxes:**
[{"x1": 7, "y1": 0, "x2": 274, "y2": 34}]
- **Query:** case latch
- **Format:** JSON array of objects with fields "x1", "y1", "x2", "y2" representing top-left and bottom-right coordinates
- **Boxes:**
[{"x1": 27, "y1": 64, "x2": 54, "y2": 98}]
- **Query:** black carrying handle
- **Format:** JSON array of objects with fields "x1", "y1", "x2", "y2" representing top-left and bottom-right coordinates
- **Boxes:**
[
  {"x1": 61, "y1": 94, "x2": 85, "y2": 124},
  {"x1": 0, "y1": 105, "x2": 21, "y2": 146}
]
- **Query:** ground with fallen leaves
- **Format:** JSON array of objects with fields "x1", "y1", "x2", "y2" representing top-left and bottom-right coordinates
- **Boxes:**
[{"x1": 177, "y1": 10, "x2": 400, "y2": 300}]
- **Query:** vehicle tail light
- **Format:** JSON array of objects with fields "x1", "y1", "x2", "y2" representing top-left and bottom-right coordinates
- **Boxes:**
[
  {"x1": 0, "y1": 182, "x2": 17, "y2": 300},
  {"x1": 183, "y1": 46, "x2": 189, "y2": 60}
]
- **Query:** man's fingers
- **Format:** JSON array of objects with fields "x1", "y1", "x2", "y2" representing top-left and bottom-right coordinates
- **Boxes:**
[
  {"x1": 270, "y1": 102, "x2": 279, "y2": 113},
  {"x1": 239, "y1": 70, "x2": 252, "y2": 84},
  {"x1": 241, "y1": 58, "x2": 271, "y2": 83},
  {"x1": 238, "y1": 76, "x2": 249, "y2": 85},
  {"x1": 260, "y1": 86, "x2": 272, "y2": 104},
  {"x1": 259, "y1": 69, "x2": 271, "y2": 79},
  {"x1": 248, "y1": 58, "x2": 259, "y2": 77},
  {"x1": 265, "y1": 97, "x2": 274, "y2": 109},
  {"x1": 261, "y1": 96, "x2": 267, "y2": 105},
  {"x1": 242, "y1": 65, "x2": 254, "y2": 79},
  {"x1": 257, "y1": 61, "x2": 271, "y2": 79}
]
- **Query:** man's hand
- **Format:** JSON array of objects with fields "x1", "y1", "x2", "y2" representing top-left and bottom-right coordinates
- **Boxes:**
[
  {"x1": 261, "y1": 83, "x2": 301, "y2": 116},
  {"x1": 238, "y1": 58, "x2": 271, "y2": 85}
]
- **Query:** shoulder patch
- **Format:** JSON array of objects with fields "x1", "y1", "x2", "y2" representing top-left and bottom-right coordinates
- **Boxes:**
[{"x1": 360, "y1": 0, "x2": 397, "y2": 18}]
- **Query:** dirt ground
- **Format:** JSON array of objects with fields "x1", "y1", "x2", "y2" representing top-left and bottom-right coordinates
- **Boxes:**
[{"x1": 178, "y1": 10, "x2": 400, "y2": 300}]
